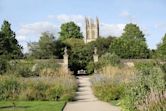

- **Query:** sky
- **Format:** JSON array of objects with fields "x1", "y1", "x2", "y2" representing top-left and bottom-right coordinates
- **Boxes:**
[{"x1": 0, "y1": 0, "x2": 166, "y2": 52}]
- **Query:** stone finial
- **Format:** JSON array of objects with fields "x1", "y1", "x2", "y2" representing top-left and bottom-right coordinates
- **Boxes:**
[
  {"x1": 64, "y1": 47, "x2": 67, "y2": 55},
  {"x1": 94, "y1": 47, "x2": 97, "y2": 55}
]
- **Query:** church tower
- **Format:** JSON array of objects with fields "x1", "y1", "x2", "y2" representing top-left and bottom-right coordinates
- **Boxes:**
[{"x1": 85, "y1": 17, "x2": 99, "y2": 43}]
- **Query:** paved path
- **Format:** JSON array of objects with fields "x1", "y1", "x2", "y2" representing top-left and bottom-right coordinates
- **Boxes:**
[{"x1": 63, "y1": 76, "x2": 121, "y2": 111}]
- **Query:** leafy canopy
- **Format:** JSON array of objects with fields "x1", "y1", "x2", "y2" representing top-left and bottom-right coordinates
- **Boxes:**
[
  {"x1": 28, "y1": 32, "x2": 55, "y2": 59},
  {"x1": 0, "y1": 20, "x2": 22, "y2": 59},
  {"x1": 59, "y1": 22, "x2": 83, "y2": 41},
  {"x1": 156, "y1": 34, "x2": 166, "y2": 60},
  {"x1": 110, "y1": 23, "x2": 149, "y2": 59}
]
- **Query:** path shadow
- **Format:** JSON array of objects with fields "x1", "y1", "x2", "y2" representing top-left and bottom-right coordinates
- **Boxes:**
[{"x1": 0, "y1": 106, "x2": 30, "y2": 109}]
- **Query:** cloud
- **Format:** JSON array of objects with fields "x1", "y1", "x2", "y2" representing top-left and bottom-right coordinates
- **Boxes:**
[
  {"x1": 48, "y1": 14, "x2": 84, "y2": 23},
  {"x1": 16, "y1": 21, "x2": 59, "y2": 53},
  {"x1": 155, "y1": 23, "x2": 166, "y2": 30},
  {"x1": 48, "y1": 14, "x2": 85, "y2": 29},
  {"x1": 120, "y1": 11, "x2": 135, "y2": 22},
  {"x1": 100, "y1": 23, "x2": 125, "y2": 37},
  {"x1": 17, "y1": 14, "x2": 126, "y2": 53},
  {"x1": 17, "y1": 22, "x2": 58, "y2": 36}
]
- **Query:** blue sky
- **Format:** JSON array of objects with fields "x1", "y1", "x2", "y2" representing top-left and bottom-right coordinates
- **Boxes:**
[{"x1": 0, "y1": 0, "x2": 166, "y2": 52}]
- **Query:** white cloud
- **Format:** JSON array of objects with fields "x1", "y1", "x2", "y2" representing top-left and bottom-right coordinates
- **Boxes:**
[
  {"x1": 16, "y1": 14, "x2": 126, "y2": 52},
  {"x1": 17, "y1": 22, "x2": 58, "y2": 36},
  {"x1": 120, "y1": 11, "x2": 135, "y2": 22},
  {"x1": 155, "y1": 23, "x2": 166, "y2": 30},
  {"x1": 48, "y1": 14, "x2": 84, "y2": 23},
  {"x1": 120, "y1": 11, "x2": 130, "y2": 18},
  {"x1": 100, "y1": 23, "x2": 125, "y2": 37},
  {"x1": 16, "y1": 21, "x2": 59, "y2": 53}
]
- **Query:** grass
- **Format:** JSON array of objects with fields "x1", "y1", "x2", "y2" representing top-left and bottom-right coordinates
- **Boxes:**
[
  {"x1": 0, "y1": 101, "x2": 65, "y2": 111},
  {"x1": 110, "y1": 100, "x2": 120, "y2": 106}
]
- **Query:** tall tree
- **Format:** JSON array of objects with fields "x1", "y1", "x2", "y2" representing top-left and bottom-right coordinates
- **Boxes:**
[
  {"x1": 156, "y1": 34, "x2": 166, "y2": 60},
  {"x1": 0, "y1": 20, "x2": 22, "y2": 59},
  {"x1": 0, "y1": 32, "x2": 5, "y2": 55},
  {"x1": 122, "y1": 23, "x2": 145, "y2": 41},
  {"x1": 59, "y1": 22, "x2": 83, "y2": 41},
  {"x1": 38, "y1": 32, "x2": 55, "y2": 58},
  {"x1": 86, "y1": 37, "x2": 115, "y2": 57},
  {"x1": 29, "y1": 32, "x2": 55, "y2": 59},
  {"x1": 110, "y1": 23, "x2": 149, "y2": 59}
]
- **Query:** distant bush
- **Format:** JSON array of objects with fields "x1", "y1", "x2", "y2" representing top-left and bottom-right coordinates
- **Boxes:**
[
  {"x1": 134, "y1": 60, "x2": 156, "y2": 71},
  {"x1": 86, "y1": 61, "x2": 95, "y2": 74},
  {"x1": 96, "y1": 53, "x2": 120, "y2": 69},
  {"x1": 6, "y1": 59, "x2": 60, "y2": 77}
]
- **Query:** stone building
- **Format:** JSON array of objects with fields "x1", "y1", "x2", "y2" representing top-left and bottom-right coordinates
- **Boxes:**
[{"x1": 84, "y1": 17, "x2": 99, "y2": 43}]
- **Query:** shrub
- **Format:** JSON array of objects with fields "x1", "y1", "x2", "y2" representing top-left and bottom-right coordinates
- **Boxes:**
[
  {"x1": 161, "y1": 63, "x2": 166, "y2": 73},
  {"x1": 121, "y1": 65, "x2": 166, "y2": 111},
  {"x1": 7, "y1": 60, "x2": 38, "y2": 77},
  {"x1": 86, "y1": 61, "x2": 95, "y2": 74},
  {"x1": 0, "y1": 58, "x2": 8, "y2": 74},
  {"x1": 0, "y1": 76, "x2": 21, "y2": 100},
  {"x1": 91, "y1": 74, "x2": 125, "y2": 102},
  {"x1": 96, "y1": 53, "x2": 120, "y2": 69},
  {"x1": 19, "y1": 76, "x2": 77, "y2": 101},
  {"x1": 134, "y1": 60, "x2": 156, "y2": 71}
]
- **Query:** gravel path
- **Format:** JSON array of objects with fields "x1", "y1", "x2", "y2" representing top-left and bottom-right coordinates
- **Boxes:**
[{"x1": 63, "y1": 76, "x2": 121, "y2": 111}]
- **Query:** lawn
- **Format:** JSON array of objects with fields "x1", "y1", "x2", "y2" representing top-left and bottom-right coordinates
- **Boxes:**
[{"x1": 0, "y1": 101, "x2": 65, "y2": 111}]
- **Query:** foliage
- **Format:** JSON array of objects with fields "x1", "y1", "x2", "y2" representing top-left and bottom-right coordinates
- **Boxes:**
[
  {"x1": 161, "y1": 63, "x2": 166, "y2": 74},
  {"x1": 0, "y1": 20, "x2": 22, "y2": 59},
  {"x1": 134, "y1": 60, "x2": 157, "y2": 71},
  {"x1": 86, "y1": 61, "x2": 95, "y2": 74},
  {"x1": 53, "y1": 40, "x2": 66, "y2": 59},
  {"x1": 28, "y1": 32, "x2": 55, "y2": 59},
  {"x1": 7, "y1": 60, "x2": 38, "y2": 77},
  {"x1": 109, "y1": 23, "x2": 150, "y2": 59},
  {"x1": 156, "y1": 33, "x2": 166, "y2": 60},
  {"x1": 69, "y1": 46, "x2": 92, "y2": 74},
  {"x1": 0, "y1": 75, "x2": 77, "y2": 101},
  {"x1": 91, "y1": 74, "x2": 125, "y2": 101},
  {"x1": 121, "y1": 64, "x2": 166, "y2": 111},
  {"x1": 0, "y1": 76, "x2": 21, "y2": 101},
  {"x1": 86, "y1": 37, "x2": 115, "y2": 56},
  {"x1": 91, "y1": 64, "x2": 135, "y2": 102},
  {"x1": 59, "y1": 22, "x2": 83, "y2": 41},
  {"x1": 0, "y1": 57, "x2": 8, "y2": 74},
  {"x1": 38, "y1": 32, "x2": 55, "y2": 58},
  {"x1": 0, "y1": 59, "x2": 77, "y2": 101},
  {"x1": 96, "y1": 53, "x2": 120, "y2": 70},
  {"x1": 62, "y1": 38, "x2": 92, "y2": 74}
]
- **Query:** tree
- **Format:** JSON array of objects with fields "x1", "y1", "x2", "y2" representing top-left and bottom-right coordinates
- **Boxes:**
[
  {"x1": 86, "y1": 37, "x2": 115, "y2": 57},
  {"x1": 122, "y1": 23, "x2": 145, "y2": 41},
  {"x1": 28, "y1": 32, "x2": 55, "y2": 59},
  {"x1": 0, "y1": 32, "x2": 5, "y2": 55},
  {"x1": 110, "y1": 23, "x2": 150, "y2": 59},
  {"x1": 53, "y1": 40, "x2": 66, "y2": 59},
  {"x1": 69, "y1": 46, "x2": 92, "y2": 74},
  {"x1": 0, "y1": 20, "x2": 22, "y2": 59},
  {"x1": 156, "y1": 34, "x2": 166, "y2": 60},
  {"x1": 59, "y1": 22, "x2": 83, "y2": 41},
  {"x1": 38, "y1": 32, "x2": 55, "y2": 58}
]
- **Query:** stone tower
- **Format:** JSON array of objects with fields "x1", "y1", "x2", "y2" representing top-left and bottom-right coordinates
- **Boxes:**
[{"x1": 85, "y1": 17, "x2": 99, "y2": 43}]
